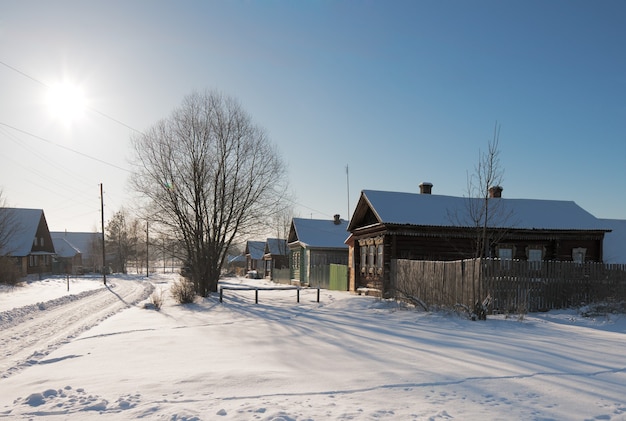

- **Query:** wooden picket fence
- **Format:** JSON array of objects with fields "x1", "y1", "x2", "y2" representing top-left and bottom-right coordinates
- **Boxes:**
[{"x1": 390, "y1": 258, "x2": 626, "y2": 313}]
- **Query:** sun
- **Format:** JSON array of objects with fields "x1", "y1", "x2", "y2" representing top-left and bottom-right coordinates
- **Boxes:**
[{"x1": 45, "y1": 81, "x2": 86, "y2": 124}]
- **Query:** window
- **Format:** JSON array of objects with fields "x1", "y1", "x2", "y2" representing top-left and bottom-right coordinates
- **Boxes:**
[
  {"x1": 528, "y1": 248, "x2": 543, "y2": 270},
  {"x1": 360, "y1": 246, "x2": 367, "y2": 273},
  {"x1": 368, "y1": 245, "x2": 375, "y2": 273},
  {"x1": 498, "y1": 248, "x2": 513, "y2": 260},
  {"x1": 292, "y1": 251, "x2": 300, "y2": 270},
  {"x1": 498, "y1": 247, "x2": 513, "y2": 269},
  {"x1": 377, "y1": 244, "x2": 384, "y2": 270},
  {"x1": 572, "y1": 248, "x2": 586, "y2": 264}
]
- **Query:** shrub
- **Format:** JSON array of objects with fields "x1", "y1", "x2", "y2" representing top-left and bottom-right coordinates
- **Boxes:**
[
  {"x1": 170, "y1": 278, "x2": 196, "y2": 304},
  {"x1": 0, "y1": 256, "x2": 22, "y2": 286},
  {"x1": 149, "y1": 288, "x2": 164, "y2": 310}
]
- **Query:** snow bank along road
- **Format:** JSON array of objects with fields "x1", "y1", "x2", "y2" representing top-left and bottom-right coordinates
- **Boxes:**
[{"x1": 0, "y1": 279, "x2": 154, "y2": 379}]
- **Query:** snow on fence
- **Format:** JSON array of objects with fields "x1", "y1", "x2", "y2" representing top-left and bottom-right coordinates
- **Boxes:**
[
  {"x1": 219, "y1": 286, "x2": 321, "y2": 304},
  {"x1": 391, "y1": 258, "x2": 626, "y2": 313}
]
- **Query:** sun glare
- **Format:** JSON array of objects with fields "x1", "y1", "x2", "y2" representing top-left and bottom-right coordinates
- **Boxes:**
[{"x1": 46, "y1": 81, "x2": 86, "y2": 124}]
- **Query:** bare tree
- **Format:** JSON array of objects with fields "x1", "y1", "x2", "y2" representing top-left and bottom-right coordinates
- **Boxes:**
[
  {"x1": 0, "y1": 190, "x2": 14, "y2": 254},
  {"x1": 465, "y1": 122, "x2": 512, "y2": 258},
  {"x1": 271, "y1": 205, "x2": 294, "y2": 251},
  {"x1": 0, "y1": 190, "x2": 21, "y2": 284},
  {"x1": 105, "y1": 207, "x2": 140, "y2": 274},
  {"x1": 130, "y1": 90, "x2": 288, "y2": 295}
]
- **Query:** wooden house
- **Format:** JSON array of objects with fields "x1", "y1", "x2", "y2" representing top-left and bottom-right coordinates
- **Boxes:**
[
  {"x1": 226, "y1": 254, "x2": 247, "y2": 276},
  {"x1": 288, "y1": 215, "x2": 349, "y2": 288},
  {"x1": 0, "y1": 208, "x2": 55, "y2": 278},
  {"x1": 51, "y1": 236, "x2": 83, "y2": 275},
  {"x1": 347, "y1": 186, "x2": 611, "y2": 295},
  {"x1": 50, "y1": 231, "x2": 101, "y2": 273},
  {"x1": 263, "y1": 238, "x2": 289, "y2": 280},
  {"x1": 244, "y1": 240, "x2": 265, "y2": 278}
]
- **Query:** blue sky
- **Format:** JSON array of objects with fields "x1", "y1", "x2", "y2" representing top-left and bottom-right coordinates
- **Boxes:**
[{"x1": 1, "y1": 0, "x2": 624, "y2": 232}]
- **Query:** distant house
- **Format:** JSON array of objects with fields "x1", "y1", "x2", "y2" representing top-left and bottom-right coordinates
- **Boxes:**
[
  {"x1": 600, "y1": 219, "x2": 626, "y2": 264},
  {"x1": 263, "y1": 238, "x2": 289, "y2": 280},
  {"x1": 50, "y1": 232, "x2": 101, "y2": 273},
  {"x1": 288, "y1": 215, "x2": 349, "y2": 289},
  {"x1": 51, "y1": 236, "x2": 82, "y2": 275},
  {"x1": 0, "y1": 208, "x2": 55, "y2": 278},
  {"x1": 347, "y1": 186, "x2": 611, "y2": 294},
  {"x1": 244, "y1": 240, "x2": 265, "y2": 278},
  {"x1": 226, "y1": 254, "x2": 247, "y2": 276}
]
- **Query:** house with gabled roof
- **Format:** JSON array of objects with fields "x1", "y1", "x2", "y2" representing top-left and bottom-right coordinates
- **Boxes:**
[
  {"x1": 244, "y1": 240, "x2": 265, "y2": 278},
  {"x1": 347, "y1": 185, "x2": 612, "y2": 294},
  {"x1": 288, "y1": 215, "x2": 349, "y2": 289},
  {"x1": 0, "y1": 208, "x2": 55, "y2": 278},
  {"x1": 51, "y1": 236, "x2": 82, "y2": 275},
  {"x1": 50, "y1": 231, "x2": 101, "y2": 273},
  {"x1": 263, "y1": 238, "x2": 288, "y2": 280}
]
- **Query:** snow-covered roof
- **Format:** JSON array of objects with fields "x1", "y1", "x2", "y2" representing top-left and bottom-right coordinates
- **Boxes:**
[
  {"x1": 0, "y1": 208, "x2": 46, "y2": 257},
  {"x1": 290, "y1": 217, "x2": 349, "y2": 249},
  {"x1": 50, "y1": 232, "x2": 100, "y2": 259},
  {"x1": 600, "y1": 219, "x2": 626, "y2": 264},
  {"x1": 354, "y1": 190, "x2": 610, "y2": 231},
  {"x1": 245, "y1": 241, "x2": 265, "y2": 260},
  {"x1": 227, "y1": 254, "x2": 246, "y2": 264},
  {"x1": 265, "y1": 238, "x2": 288, "y2": 256},
  {"x1": 52, "y1": 237, "x2": 81, "y2": 258}
]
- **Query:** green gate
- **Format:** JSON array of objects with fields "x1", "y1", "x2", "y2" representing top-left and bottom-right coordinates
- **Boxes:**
[{"x1": 329, "y1": 264, "x2": 348, "y2": 291}]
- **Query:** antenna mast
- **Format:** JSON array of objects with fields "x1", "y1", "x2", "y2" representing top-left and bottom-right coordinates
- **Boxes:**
[{"x1": 346, "y1": 164, "x2": 350, "y2": 222}]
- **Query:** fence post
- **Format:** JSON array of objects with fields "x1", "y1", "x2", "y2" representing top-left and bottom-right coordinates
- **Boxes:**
[
  {"x1": 219, "y1": 288, "x2": 223, "y2": 303},
  {"x1": 317, "y1": 287, "x2": 320, "y2": 303},
  {"x1": 297, "y1": 288, "x2": 300, "y2": 303},
  {"x1": 255, "y1": 288, "x2": 258, "y2": 304}
]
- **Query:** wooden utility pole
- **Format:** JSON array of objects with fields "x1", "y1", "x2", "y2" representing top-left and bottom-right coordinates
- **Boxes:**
[
  {"x1": 100, "y1": 183, "x2": 106, "y2": 286},
  {"x1": 146, "y1": 221, "x2": 149, "y2": 277}
]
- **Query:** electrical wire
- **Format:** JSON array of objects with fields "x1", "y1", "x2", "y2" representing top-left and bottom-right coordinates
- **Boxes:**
[{"x1": 1, "y1": 59, "x2": 342, "y2": 221}]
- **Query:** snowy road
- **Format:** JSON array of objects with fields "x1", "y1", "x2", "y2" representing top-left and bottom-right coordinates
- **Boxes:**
[{"x1": 0, "y1": 279, "x2": 153, "y2": 379}]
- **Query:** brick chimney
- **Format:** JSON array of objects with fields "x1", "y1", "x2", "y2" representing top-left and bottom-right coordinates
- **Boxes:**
[
  {"x1": 419, "y1": 182, "x2": 433, "y2": 194},
  {"x1": 489, "y1": 185, "x2": 503, "y2": 198},
  {"x1": 333, "y1": 214, "x2": 341, "y2": 225}
]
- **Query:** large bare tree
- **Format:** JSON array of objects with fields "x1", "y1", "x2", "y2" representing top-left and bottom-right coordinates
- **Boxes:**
[{"x1": 130, "y1": 90, "x2": 288, "y2": 295}]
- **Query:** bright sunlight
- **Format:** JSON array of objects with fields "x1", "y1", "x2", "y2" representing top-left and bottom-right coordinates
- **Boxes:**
[{"x1": 45, "y1": 81, "x2": 86, "y2": 124}]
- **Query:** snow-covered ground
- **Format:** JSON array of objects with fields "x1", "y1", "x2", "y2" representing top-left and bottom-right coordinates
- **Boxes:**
[{"x1": 1, "y1": 273, "x2": 625, "y2": 420}]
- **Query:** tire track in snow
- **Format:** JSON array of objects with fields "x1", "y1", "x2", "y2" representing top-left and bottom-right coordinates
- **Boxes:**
[{"x1": 0, "y1": 279, "x2": 154, "y2": 379}]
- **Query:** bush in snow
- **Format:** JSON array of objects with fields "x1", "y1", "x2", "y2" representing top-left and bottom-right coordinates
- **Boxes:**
[
  {"x1": 0, "y1": 256, "x2": 22, "y2": 286},
  {"x1": 170, "y1": 278, "x2": 196, "y2": 304},
  {"x1": 149, "y1": 288, "x2": 164, "y2": 310}
]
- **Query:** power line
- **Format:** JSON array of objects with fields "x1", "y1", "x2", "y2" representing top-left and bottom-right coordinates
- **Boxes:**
[
  {"x1": 0, "y1": 59, "x2": 144, "y2": 135},
  {"x1": 1, "y1": 59, "x2": 342, "y2": 223},
  {"x1": 0, "y1": 60, "x2": 46, "y2": 87},
  {"x1": 0, "y1": 121, "x2": 132, "y2": 173}
]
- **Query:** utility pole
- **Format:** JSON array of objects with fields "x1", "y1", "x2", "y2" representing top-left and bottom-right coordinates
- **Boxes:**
[
  {"x1": 100, "y1": 183, "x2": 106, "y2": 286},
  {"x1": 146, "y1": 221, "x2": 149, "y2": 277}
]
